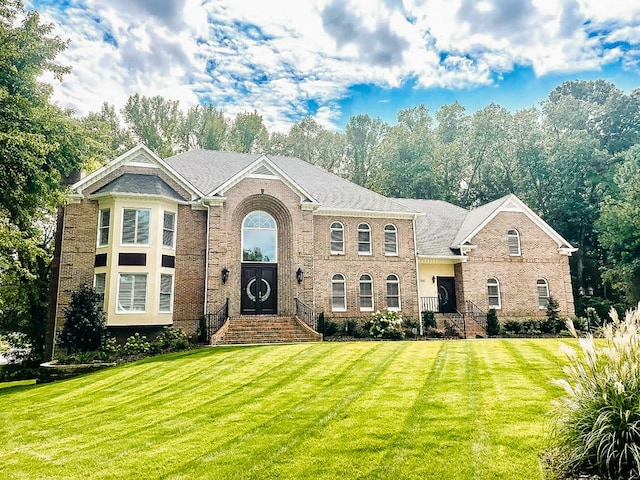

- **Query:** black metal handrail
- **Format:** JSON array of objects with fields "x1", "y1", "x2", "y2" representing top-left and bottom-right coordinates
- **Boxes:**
[
  {"x1": 207, "y1": 298, "x2": 229, "y2": 338},
  {"x1": 443, "y1": 311, "x2": 466, "y2": 338},
  {"x1": 466, "y1": 300, "x2": 487, "y2": 329},
  {"x1": 295, "y1": 298, "x2": 318, "y2": 331}
]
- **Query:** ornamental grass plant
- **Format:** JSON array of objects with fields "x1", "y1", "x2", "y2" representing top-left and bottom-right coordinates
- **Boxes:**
[{"x1": 550, "y1": 304, "x2": 640, "y2": 479}]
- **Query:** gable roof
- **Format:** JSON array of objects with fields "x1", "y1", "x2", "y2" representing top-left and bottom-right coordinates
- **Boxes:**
[
  {"x1": 91, "y1": 174, "x2": 186, "y2": 201},
  {"x1": 164, "y1": 150, "x2": 417, "y2": 216},
  {"x1": 397, "y1": 194, "x2": 576, "y2": 257}
]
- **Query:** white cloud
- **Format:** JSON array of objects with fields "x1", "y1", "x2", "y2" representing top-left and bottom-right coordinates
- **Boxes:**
[{"x1": 26, "y1": 0, "x2": 640, "y2": 131}]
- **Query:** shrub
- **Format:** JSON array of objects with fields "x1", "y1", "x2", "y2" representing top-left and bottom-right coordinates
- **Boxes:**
[
  {"x1": 542, "y1": 296, "x2": 564, "y2": 334},
  {"x1": 486, "y1": 309, "x2": 499, "y2": 336},
  {"x1": 521, "y1": 319, "x2": 542, "y2": 336},
  {"x1": 550, "y1": 305, "x2": 640, "y2": 480},
  {"x1": 502, "y1": 320, "x2": 522, "y2": 334},
  {"x1": 58, "y1": 284, "x2": 109, "y2": 354},
  {"x1": 122, "y1": 333, "x2": 151, "y2": 356},
  {"x1": 402, "y1": 317, "x2": 420, "y2": 338},
  {"x1": 369, "y1": 310, "x2": 404, "y2": 340},
  {"x1": 151, "y1": 327, "x2": 189, "y2": 353},
  {"x1": 422, "y1": 311, "x2": 436, "y2": 329},
  {"x1": 322, "y1": 319, "x2": 340, "y2": 337},
  {"x1": 198, "y1": 315, "x2": 208, "y2": 343}
]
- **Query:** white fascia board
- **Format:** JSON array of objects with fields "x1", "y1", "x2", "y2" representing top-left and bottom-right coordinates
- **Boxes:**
[
  {"x1": 208, "y1": 155, "x2": 318, "y2": 204},
  {"x1": 87, "y1": 192, "x2": 190, "y2": 205},
  {"x1": 417, "y1": 255, "x2": 466, "y2": 264},
  {"x1": 314, "y1": 208, "x2": 419, "y2": 220},
  {"x1": 71, "y1": 144, "x2": 203, "y2": 201},
  {"x1": 458, "y1": 194, "x2": 576, "y2": 251}
]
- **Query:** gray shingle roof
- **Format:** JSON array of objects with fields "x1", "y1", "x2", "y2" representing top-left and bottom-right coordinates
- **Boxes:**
[
  {"x1": 92, "y1": 173, "x2": 185, "y2": 201},
  {"x1": 394, "y1": 198, "x2": 468, "y2": 256},
  {"x1": 165, "y1": 150, "x2": 416, "y2": 214}
]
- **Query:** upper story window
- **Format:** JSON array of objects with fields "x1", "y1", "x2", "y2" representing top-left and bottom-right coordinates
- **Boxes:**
[
  {"x1": 358, "y1": 223, "x2": 371, "y2": 255},
  {"x1": 117, "y1": 273, "x2": 147, "y2": 312},
  {"x1": 162, "y1": 211, "x2": 176, "y2": 248},
  {"x1": 507, "y1": 229, "x2": 521, "y2": 256},
  {"x1": 359, "y1": 274, "x2": 374, "y2": 311},
  {"x1": 384, "y1": 224, "x2": 398, "y2": 256},
  {"x1": 242, "y1": 211, "x2": 277, "y2": 262},
  {"x1": 98, "y1": 208, "x2": 110, "y2": 247},
  {"x1": 386, "y1": 274, "x2": 401, "y2": 310},
  {"x1": 330, "y1": 222, "x2": 344, "y2": 254},
  {"x1": 122, "y1": 208, "x2": 150, "y2": 245},
  {"x1": 487, "y1": 277, "x2": 501, "y2": 309},
  {"x1": 331, "y1": 274, "x2": 346, "y2": 312},
  {"x1": 537, "y1": 279, "x2": 549, "y2": 309}
]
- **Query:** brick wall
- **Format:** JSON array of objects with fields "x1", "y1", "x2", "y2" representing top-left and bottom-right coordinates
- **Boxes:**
[
  {"x1": 458, "y1": 211, "x2": 575, "y2": 319},
  {"x1": 51, "y1": 199, "x2": 99, "y2": 340},
  {"x1": 313, "y1": 216, "x2": 419, "y2": 320},
  {"x1": 173, "y1": 205, "x2": 207, "y2": 336}
]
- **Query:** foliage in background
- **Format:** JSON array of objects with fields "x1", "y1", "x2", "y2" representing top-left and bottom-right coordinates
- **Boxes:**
[
  {"x1": 369, "y1": 310, "x2": 405, "y2": 339},
  {"x1": 550, "y1": 305, "x2": 640, "y2": 480},
  {"x1": 57, "y1": 284, "x2": 108, "y2": 355}
]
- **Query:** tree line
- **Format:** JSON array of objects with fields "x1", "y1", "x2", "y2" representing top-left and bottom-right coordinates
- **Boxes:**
[{"x1": 1, "y1": 0, "x2": 639, "y2": 365}]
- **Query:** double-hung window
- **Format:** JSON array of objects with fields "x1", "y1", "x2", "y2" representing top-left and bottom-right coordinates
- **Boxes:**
[
  {"x1": 117, "y1": 273, "x2": 147, "y2": 312},
  {"x1": 122, "y1": 208, "x2": 150, "y2": 245},
  {"x1": 359, "y1": 274, "x2": 374, "y2": 311},
  {"x1": 507, "y1": 229, "x2": 521, "y2": 256},
  {"x1": 94, "y1": 273, "x2": 106, "y2": 305},
  {"x1": 487, "y1": 278, "x2": 501, "y2": 309},
  {"x1": 98, "y1": 208, "x2": 110, "y2": 246},
  {"x1": 331, "y1": 274, "x2": 346, "y2": 312},
  {"x1": 358, "y1": 223, "x2": 371, "y2": 255},
  {"x1": 386, "y1": 274, "x2": 400, "y2": 310},
  {"x1": 330, "y1": 222, "x2": 344, "y2": 254},
  {"x1": 537, "y1": 279, "x2": 549, "y2": 309},
  {"x1": 159, "y1": 274, "x2": 174, "y2": 312},
  {"x1": 163, "y1": 211, "x2": 176, "y2": 248},
  {"x1": 384, "y1": 224, "x2": 398, "y2": 255}
]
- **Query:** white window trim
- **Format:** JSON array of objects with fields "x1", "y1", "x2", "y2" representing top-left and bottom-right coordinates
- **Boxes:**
[
  {"x1": 93, "y1": 272, "x2": 106, "y2": 307},
  {"x1": 508, "y1": 229, "x2": 521, "y2": 256},
  {"x1": 384, "y1": 224, "x2": 398, "y2": 256},
  {"x1": 162, "y1": 211, "x2": 176, "y2": 249},
  {"x1": 330, "y1": 221, "x2": 345, "y2": 255},
  {"x1": 116, "y1": 273, "x2": 148, "y2": 313},
  {"x1": 537, "y1": 278, "x2": 550, "y2": 310},
  {"x1": 357, "y1": 223, "x2": 372, "y2": 256},
  {"x1": 159, "y1": 273, "x2": 174, "y2": 313},
  {"x1": 359, "y1": 274, "x2": 374, "y2": 312},
  {"x1": 331, "y1": 274, "x2": 347, "y2": 312},
  {"x1": 487, "y1": 277, "x2": 501, "y2": 310},
  {"x1": 386, "y1": 274, "x2": 401, "y2": 311},
  {"x1": 121, "y1": 208, "x2": 151, "y2": 246},
  {"x1": 97, "y1": 208, "x2": 110, "y2": 247}
]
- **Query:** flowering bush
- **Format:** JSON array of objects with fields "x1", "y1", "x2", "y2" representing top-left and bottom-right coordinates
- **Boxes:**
[
  {"x1": 369, "y1": 310, "x2": 404, "y2": 340},
  {"x1": 550, "y1": 304, "x2": 640, "y2": 480}
]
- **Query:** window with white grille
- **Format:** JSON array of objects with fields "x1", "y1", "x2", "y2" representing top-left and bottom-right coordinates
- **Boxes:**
[
  {"x1": 507, "y1": 229, "x2": 521, "y2": 256},
  {"x1": 117, "y1": 273, "x2": 147, "y2": 312},
  {"x1": 159, "y1": 274, "x2": 174, "y2": 312},
  {"x1": 487, "y1": 278, "x2": 501, "y2": 309},
  {"x1": 330, "y1": 222, "x2": 344, "y2": 254},
  {"x1": 331, "y1": 274, "x2": 346, "y2": 312},
  {"x1": 384, "y1": 224, "x2": 398, "y2": 256},
  {"x1": 386, "y1": 274, "x2": 401, "y2": 310},
  {"x1": 359, "y1": 274, "x2": 374, "y2": 311},
  {"x1": 163, "y1": 211, "x2": 176, "y2": 248},
  {"x1": 122, "y1": 208, "x2": 150, "y2": 245}
]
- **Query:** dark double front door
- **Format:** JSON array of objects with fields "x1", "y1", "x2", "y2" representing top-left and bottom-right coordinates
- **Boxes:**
[{"x1": 241, "y1": 264, "x2": 277, "y2": 314}]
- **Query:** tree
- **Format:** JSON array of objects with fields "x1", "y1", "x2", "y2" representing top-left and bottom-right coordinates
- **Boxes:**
[
  {"x1": 486, "y1": 309, "x2": 500, "y2": 336},
  {"x1": 597, "y1": 145, "x2": 640, "y2": 303},
  {"x1": 0, "y1": 0, "x2": 93, "y2": 362},
  {"x1": 344, "y1": 114, "x2": 388, "y2": 187},
  {"x1": 81, "y1": 102, "x2": 134, "y2": 166},
  {"x1": 227, "y1": 110, "x2": 268, "y2": 153},
  {"x1": 58, "y1": 284, "x2": 108, "y2": 354},
  {"x1": 122, "y1": 93, "x2": 184, "y2": 157},
  {"x1": 182, "y1": 104, "x2": 227, "y2": 151}
]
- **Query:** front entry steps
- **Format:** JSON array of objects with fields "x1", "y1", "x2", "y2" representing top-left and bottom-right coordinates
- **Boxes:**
[{"x1": 212, "y1": 316, "x2": 322, "y2": 345}]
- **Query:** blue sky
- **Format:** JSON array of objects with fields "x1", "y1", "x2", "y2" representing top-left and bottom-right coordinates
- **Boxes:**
[{"x1": 29, "y1": 0, "x2": 640, "y2": 131}]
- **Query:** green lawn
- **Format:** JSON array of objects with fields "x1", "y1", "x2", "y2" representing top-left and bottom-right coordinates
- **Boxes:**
[{"x1": 1, "y1": 339, "x2": 570, "y2": 479}]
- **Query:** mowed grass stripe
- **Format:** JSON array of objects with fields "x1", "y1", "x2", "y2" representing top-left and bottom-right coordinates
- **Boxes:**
[
  {"x1": 157, "y1": 342, "x2": 406, "y2": 479},
  {"x1": 0, "y1": 340, "x2": 570, "y2": 480}
]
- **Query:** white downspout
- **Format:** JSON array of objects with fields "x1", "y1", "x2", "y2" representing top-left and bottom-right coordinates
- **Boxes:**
[
  {"x1": 412, "y1": 215, "x2": 422, "y2": 336},
  {"x1": 203, "y1": 201, "x2": 211, "y2": 316}
]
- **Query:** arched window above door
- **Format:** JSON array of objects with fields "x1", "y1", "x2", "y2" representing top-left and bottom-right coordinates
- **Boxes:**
[{"x1": 242, "y1": 211, "x2": 277, "y2": 262}]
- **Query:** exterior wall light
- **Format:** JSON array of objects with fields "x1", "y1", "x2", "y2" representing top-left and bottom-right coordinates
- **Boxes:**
[
  {"x1": 221, "y1": 267, "x2": 229, "y2": 284},
  {"x1": 296, "y1": 267, "x2": 304, "y2": 284},
  {"x1": 432, "y1": 276, "x2": 436, "y2": 283}
]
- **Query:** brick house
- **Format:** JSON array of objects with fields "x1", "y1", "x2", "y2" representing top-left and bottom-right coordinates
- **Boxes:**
[{"x1": 46, "y1": 145, "x2": 575, "y2": 353}]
